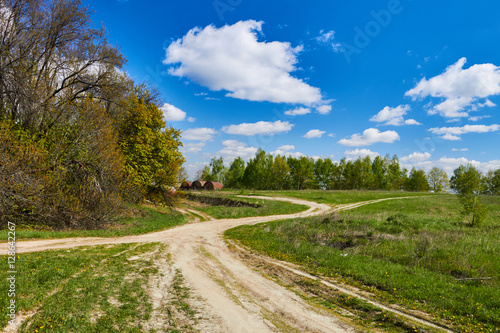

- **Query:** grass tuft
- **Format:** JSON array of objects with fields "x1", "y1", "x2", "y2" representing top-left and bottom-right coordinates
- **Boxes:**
[{"x1": 226, "y1": 194, "x2": 500, "y2": 332}]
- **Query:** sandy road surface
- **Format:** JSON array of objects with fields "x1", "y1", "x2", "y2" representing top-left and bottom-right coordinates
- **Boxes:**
[{"x1": 2, "y1": 196, "x2": 450, "y2": 332}]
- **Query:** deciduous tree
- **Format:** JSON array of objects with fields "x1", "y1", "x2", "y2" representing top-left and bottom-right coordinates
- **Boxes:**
[
  {"x1": 427, "y1": 167, "x2": 449, "y2": 192},
  {"x1": 226, "y1": 157, "x2": 245, "y2": 188},
  {"x1": 117, "y1": 87, "x2": 184, "y2": 200},
  {"x1": 451, "y1": 164, "x2": 488, "y2": 226},
  {"x1": 406, "y1": 168, "x2": 430, "y2": 192}
]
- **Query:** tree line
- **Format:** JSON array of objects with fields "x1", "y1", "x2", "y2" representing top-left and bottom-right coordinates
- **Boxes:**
[
  {"x1": 197, "y1": 149, "x2": 500, "y2": 195},
  {"x1": 0, "y1": 0, "x2": 184, "y2": 229}
]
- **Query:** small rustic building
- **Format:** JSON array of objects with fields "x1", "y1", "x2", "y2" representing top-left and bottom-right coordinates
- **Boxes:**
[
  {"x1": 192, "y1": 180, "x2": 206, "y2": 190},
  {"x1": 204, "y1": 181, "x2": 223, "y2": 191},
  {"x1": 180, "y1": 181, "x2": 192, "y2": 190}
]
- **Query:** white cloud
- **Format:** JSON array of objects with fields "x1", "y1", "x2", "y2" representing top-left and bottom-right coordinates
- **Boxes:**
[
  {"x1": 181, "y1": 142, "x2": 206, "y2": 154},
  {"x1": 161, "y1": 103, "x2": 186, "y2": 122},
  {"x1": 404, "y1": 119, "x2": 422, "y2": 125},
  {"x1": 428, "y1": 124, "x2": 500, "y2": 140},
  {"x1": 217, "y1": 140, "x2": 258, "y2": 161},
  {"x1": 316, "y1": 105, "x2": 332, "y2": 115},
  {"x1": 303, "y1": 129, "x2": 325, "y2": 139},
  {"x1": 430, "y1": 97, "x2": 475, "y2": 118},
  {"x1": 222, "y1": 120, "x2": 293, "y2": 136},
  {"x1": 441, "y1": 134, "x2": 461, "y2": 141},
  {"x1": 400, "y1": 152, "x2": 432, "y2": 163},
  {"x1": 370, "y1": 105, "x2": 419, "y2": 126},
  {"x1": 480, "y1": 160, "x2": 500, "y2": 172},
  {"x1": 452, "y1": 148, "x2": 469, "y2": 152},
  {"x1": 315, "y1": 30, "x2": 342, "y2": 52},
  {"x1": 164, "y1": 20, "x2": 324, "y2": 105},
  {"x1": 276, "y1": 145, "x2": 295, "y2": 151},
  {"x1": 405, "y1": 57, "x2": 500, "y2": 118},
  {"x1": 400, "y1": 156, "x2": 500, "y2": 175},
  {"x1": 468, "y1": 115, "x2": 491, "y2": 122},
  {"x1": 328, "y1": 133, "x2": 336, "y2": 138},
  {"x1": 284, "y1": 107, "x2": 310, "y2": 116},
  {"x1": 315, "y1": 30, "x2": 335, "y2": 43},
  {"x1": 344, "y1": 149, "x2": 379, "y2": 160},
  {"x1": 271, "y1": 145, "x2": 304, "y2": 158},
  {"x1": 338, "y1": 128, "x2": 400, "y2": 146},
  {"x1": 434, "y1": 157, "x2": 482, "y2": 174},
  {"x1": 182, "y1": 128, "x2": 218, "y2": 141},
  {"x1": 185, "y1": 161, "x2": 209, "y2": 179},
  {"x1": 187, "y1": 117, "x2": 196, "y2": 122}
]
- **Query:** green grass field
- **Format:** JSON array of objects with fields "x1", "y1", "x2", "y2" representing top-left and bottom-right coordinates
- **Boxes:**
[
  {"x1": 226, "y1": 193, "x2": 500, "y2": 332},
  {"x1": 182, "y1": 192, "x2": 309, "y2": 219},
  {"x1": 0, "y1": 206, "x2": 187, "y2": 241},
  {"x1": 0, "y1": 243, "x2": 199, "y2": 332},
  {"x1": 248, "y1": 189, "x2": 442, "y2": 205}
]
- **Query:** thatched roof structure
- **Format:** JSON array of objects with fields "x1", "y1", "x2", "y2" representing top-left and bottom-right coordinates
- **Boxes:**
[{"x1": 204, "y1": 181, "x2": 223, "y2": 190}]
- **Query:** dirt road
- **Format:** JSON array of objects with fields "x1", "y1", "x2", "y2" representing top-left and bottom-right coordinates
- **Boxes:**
[{"x1": 2, "y1": 196, "x2": 451, "y2": 332}]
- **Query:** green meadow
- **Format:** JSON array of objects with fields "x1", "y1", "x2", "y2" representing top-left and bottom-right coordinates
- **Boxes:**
[
  {"x1": 0, "y1": 206, "x2": 187, "y2": 241},
  {"x1": 226, "y1": 193, "x2": 500, "y2": 332}
]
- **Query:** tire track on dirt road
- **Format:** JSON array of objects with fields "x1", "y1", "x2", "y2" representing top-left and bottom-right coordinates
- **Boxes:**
[{"x1": 2, "y1": 195, "x2": 451, "y2": 332}]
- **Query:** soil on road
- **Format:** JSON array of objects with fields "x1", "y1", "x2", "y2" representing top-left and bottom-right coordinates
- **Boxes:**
[{"x1": 2, "y1": 196, "x2": 450, "y2": 332}]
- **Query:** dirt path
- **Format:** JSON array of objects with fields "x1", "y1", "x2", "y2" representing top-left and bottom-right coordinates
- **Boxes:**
[{"x1": 2, "y1": 196, "x2": 450, "y2": 332}]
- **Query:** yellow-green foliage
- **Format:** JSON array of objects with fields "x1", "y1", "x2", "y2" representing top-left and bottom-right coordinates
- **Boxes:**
[
  {"x1": 0, "y1": 0, "x2": 185, "y2": 228},
  {"x1": 118, "y1": 88, "x2": 184, "y2": 197}
]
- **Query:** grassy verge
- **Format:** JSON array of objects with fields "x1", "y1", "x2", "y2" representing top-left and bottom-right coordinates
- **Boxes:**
[
  {"x1": 248, "y1": 189, "x2": 442, "y2": 205},
  {"x1": 0, "y1": 206, "x2": 187, "y2": 240},
  {"x1": 225, "y1": 194, "x2": 500, "y2": 332},
  {"x1": 0, "y1": 243, "x2": 199, "y2": 332},
  {"x1": 182, "y1": 193, "x2": 309, "y2": 219}
]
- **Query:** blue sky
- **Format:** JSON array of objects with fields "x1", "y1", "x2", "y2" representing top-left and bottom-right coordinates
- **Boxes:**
[{"x1": 83, "y1": 0, "x2": 500, "y2": 177}]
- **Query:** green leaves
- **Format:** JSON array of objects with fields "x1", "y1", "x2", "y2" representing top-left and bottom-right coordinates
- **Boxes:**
[
  {"x1": 451, "y1": 164, "x2": 488, "y2": 226},
  {"x1": 117, "y1": 89, "x2": 184, "y2": 201}
]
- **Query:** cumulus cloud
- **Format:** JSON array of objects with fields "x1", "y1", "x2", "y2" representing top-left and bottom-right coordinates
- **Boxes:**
[
  {"x1": 434, "y1": 157, "x2": 481, "y2": 174},
  {"x1": 400, "y1": 156, "x2": 500, "y2": 175},
  {"x1": 187, "y1": 117, "x2": 196, "y2": 122},
  {"x1": 164, "y1": 20, "x2": 324, "y2": 105},
  {"x1": 181, "y1": 142, "x2": 206, "y2": 154},
  {"x1": 400, "y1": 152, "x2": 432, "y2": 163},
  {"x1": 271, "y1": 145, "x2": 304, "y2": 158},
  {"x1": 369, "y1": 105, "x2": 420, "y2": 126},
  {"x1": 344, "y1": 149, "x2": 379, "y2": 160},
  {"x1": 276, "y1": 145, "x2": 295, "y2": 151},
  {"x1": 284, "y1": 107, "x2": 310, "y2": 116},
  {"x1": 338, "y1": 128, "x2": 400, "y2": 146},
  {"x1": 405, "y1": 57, "x2": 500, "y2": 118},
  {"x1": 303, "y1": 129, "x2": 325, "y2": 139},
  {"x1": 404, "y1": 119, "x2": 422, "y2": 125},
  {"x1": 182, "y1": 128, "x2": 218, "y2": 141},
  {"x1": 161, "y1": 103, "x2": 187, "y2": 122},
  {"x1": 217, "y1": 140, "x2": 258, "y2": 161},
  {"x1": 316, "y1": 104, "x2": 332, "y2": 115},
  {"x1": 428, "y1": 124, "x2": 500, "y2": 140},
  {"x1": 222, "y1": 120, "x2": 293, "y2": 136},
  {"x1": 479, "y1": 160, "x2": 500, "y2": 172}
]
